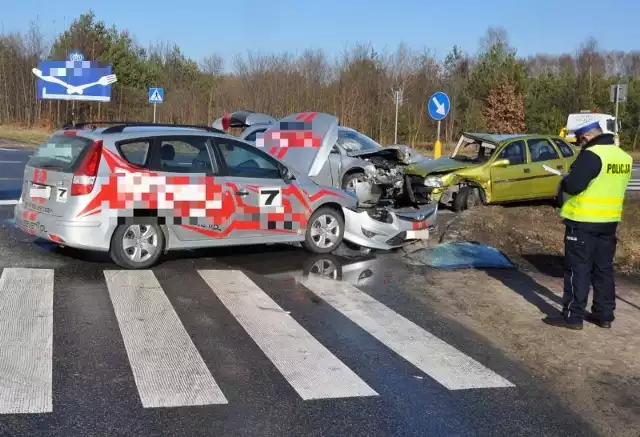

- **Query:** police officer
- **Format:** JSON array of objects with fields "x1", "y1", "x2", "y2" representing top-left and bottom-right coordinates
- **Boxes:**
[{"x1": 543, "y1": 121, "x2": 632, "y2": 330}]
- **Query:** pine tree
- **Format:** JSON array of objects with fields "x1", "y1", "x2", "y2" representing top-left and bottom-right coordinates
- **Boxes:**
[{"x1": 482, "y1": 79, "x2": 526, "y2": 133}]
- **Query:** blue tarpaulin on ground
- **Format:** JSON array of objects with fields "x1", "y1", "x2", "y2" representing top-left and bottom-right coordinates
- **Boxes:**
[{"x1": 405, "y1": 242, "x2": 515, "y2": 269}]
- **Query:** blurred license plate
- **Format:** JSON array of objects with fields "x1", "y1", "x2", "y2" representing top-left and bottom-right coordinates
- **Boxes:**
[
  {"x1": 30, "y1": 184, "x2": 51, "y2": 199},
  {"x1": 405, "y1": 229, "x2": 429, "y2": 239}
]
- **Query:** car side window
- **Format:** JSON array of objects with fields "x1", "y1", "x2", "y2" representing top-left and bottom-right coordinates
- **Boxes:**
[
  {"x1": 552, "y1": 138, "x2": 575, "y2": 157},
  {"x1": 528, "y1": 138, "x2": 560, "y2": 162},
  {"x1": 214, "y1": 138, "x2": 282, "y2": 179},
  {"x1": 148, "y1": 136, "x2": 215, "y2": 174},
  {"x1": 498, "y1": 140, "x2": 526, "y2": 165},
  {"x1": 244, "y1": 128, "x2": 267, "y2": 142},
  {"x1": 117, "y1": 140, "x2": 152, "y2": 167}
]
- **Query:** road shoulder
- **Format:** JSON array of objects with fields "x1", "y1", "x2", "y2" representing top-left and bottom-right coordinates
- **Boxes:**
[{"x1": 412, "y1": 211, "x2": 640, "y2": 437}]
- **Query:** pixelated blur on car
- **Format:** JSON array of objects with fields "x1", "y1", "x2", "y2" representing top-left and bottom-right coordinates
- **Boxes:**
[{"x1": 15, "y1": 113, "x2": 436, "y2": 269}]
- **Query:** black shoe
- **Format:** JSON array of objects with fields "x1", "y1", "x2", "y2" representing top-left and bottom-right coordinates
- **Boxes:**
[
  {"x1": 542, "y1": 315, "x2": 583, "y2": 330},
  {"x1": 585, "y1": 314, "x2": 612, "y2": 329}
]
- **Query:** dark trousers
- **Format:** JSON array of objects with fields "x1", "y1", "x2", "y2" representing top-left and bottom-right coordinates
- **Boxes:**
[{"x1": 562, "y1": 224, "x2": 617, "y2": 323}]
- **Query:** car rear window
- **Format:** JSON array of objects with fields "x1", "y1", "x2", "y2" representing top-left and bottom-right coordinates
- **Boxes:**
[{"x1": 28, "y1": 134, "x2": 94, "y2": 171}]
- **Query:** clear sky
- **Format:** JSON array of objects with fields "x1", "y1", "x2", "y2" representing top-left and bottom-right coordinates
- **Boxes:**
[{"x1": 3, "y1": 0, "x2": 639, "y2": 69}]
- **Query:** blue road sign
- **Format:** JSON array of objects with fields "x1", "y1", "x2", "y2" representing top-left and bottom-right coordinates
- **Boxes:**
[
  {"x1": 148, "y1": 88, "x2": 164, "y2": 104},
  {"x1": 32, "y1": 51, "x2": 117, "y2": 102},
  {"x1": 428, "y1": 92, "x2": 451, "y2": 121}
]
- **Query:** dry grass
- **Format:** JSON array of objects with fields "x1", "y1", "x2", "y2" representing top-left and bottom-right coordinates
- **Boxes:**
[
  {"x1": 0, "y1": 124, "x2": 52, "y2": 145},
  {"x1": 455, "y1": 199, "x2": 640, "y2": 274}
]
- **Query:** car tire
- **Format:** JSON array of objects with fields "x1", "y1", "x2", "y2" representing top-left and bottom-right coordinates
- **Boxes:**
[
  {"x1": 452, "y1": 186, "x2": 480, "y2": 212},
  {"x1": 303, "y1": 206, "x2": 345, "y2": 254},
  {"x1": 109, "y1": 223, "x2": 165, "y2": 269},
  {"x1": 342, "y1": 172, "x2": 365, "y2": 191},
  {"x1": 341, "y1": 240, "x2": 373, "y2": 255}
]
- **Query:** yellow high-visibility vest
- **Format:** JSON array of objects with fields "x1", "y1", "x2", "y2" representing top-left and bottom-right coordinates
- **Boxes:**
[{"x1": 560, "y1": 144, "x2": 632, "y2": 223}]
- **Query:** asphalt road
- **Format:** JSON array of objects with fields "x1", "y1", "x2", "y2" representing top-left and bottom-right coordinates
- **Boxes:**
[
  {"x1": 0, "y1": 204, "x2": 603, "y2": 437},
  {"x1": 0, "y1": 144, "x2": 32, "y2": 203}
]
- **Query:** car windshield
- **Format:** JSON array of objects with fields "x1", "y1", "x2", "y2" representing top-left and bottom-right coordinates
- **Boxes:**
[
  {"x1": 451, "y1": 141, "x2": 495, "y2": 162},
  {"x1": 28, "y1": 134, "x2": 94, "y2": 171},
  {"x1": 337, "y1": 130, "x2": 381, "y2": 152}
]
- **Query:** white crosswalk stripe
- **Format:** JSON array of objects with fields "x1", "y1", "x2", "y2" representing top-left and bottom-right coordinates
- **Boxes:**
[
  {"x1": 627, "y1": 179, "x2": 640, "y2": 191},
  {"x1": 199, "y1": 269, "x2": 378, "y2": 400},
  {"x1": 104, "y1": 270, "x2": 228, "y2": 408},
  {"x1": 301, "y1": 275, "x2": 515, "y2": 390},
  {"x1": 0, "y1": 267, "x2": 515, "y2": 414},
  {"x1": 0, "y1": 268, "x2": 54, "y2": 414}
]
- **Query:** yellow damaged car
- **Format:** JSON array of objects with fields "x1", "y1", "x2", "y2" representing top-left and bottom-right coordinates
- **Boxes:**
[{"x1": 405, "y1": 133, "x2": 579, "y2": 211}]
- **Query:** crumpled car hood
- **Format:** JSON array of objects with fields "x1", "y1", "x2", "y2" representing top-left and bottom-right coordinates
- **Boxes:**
[
  {"x1": 348, "y1": 145, "x2": 431, "y2": 165},
  {"x1": 407, "y1": 157, "x2": 476, "y2": 176},
  {"x1": 257, "y1": 112, "x2": 337, "y2": 177}
]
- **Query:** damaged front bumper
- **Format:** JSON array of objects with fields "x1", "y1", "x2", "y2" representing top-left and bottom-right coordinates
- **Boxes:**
[{"x1": 342, "y1": 203, "x2": 438, "y2": 251}]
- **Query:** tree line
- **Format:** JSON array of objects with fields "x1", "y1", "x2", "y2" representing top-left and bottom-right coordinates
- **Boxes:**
[{"x1": 1, "y1": 11, "x2": 640, "y2": 149}]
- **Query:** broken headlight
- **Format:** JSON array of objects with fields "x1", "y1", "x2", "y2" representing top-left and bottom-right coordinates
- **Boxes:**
[
  {"x1": 423, "y1": 176, "x2": 444, "y2": 188},
  {"x1": 366, "y1": 208, "x2": 393, "y2": 223}
]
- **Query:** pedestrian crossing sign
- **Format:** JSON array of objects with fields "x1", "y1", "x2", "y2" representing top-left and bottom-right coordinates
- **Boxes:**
[{"x1": 148, "y1": 87, "x2": 164, "y2": 104}]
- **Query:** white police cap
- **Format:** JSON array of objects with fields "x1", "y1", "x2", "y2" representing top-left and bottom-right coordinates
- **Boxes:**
[{"x1": 574, "y1": 121, "x2": 601, "y2": 136}]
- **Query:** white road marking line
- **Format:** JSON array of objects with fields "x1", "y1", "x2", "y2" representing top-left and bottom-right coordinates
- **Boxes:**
[
  {"x1": 198, "y1": 269, "x2": 378, "y2": 400},
  {"x1": 0, "y1": 200, "x2": 18, "y2": 205},
  {"x1": 0, "y1": 161, "x2": 23, "y2": 164},
  {"x1": 0, "y1": 178, "x2": 22, "y2": 180},
  {"x1": 0, "y1": 268, "x2": 54, "y2": 414},
  {"x1": 104, "y1": 270, "x2": 227, "y2": 408},
  {"x1": 301, "y1": 276, "x2": 515, "y2": 391}
]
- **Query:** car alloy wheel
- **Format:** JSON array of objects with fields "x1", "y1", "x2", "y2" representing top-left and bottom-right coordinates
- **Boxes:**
[
  {"x1": 122, "y1": 224, "x2": 159, "y2": 264},
  {"x1": 310, "y1": 214, "x2": 340, "y2": 249}
]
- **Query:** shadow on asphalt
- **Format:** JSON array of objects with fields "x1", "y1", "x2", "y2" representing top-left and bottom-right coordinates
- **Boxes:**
[
  {"x1": 42, "y1": 240, "x2": 307, "y2": 266},
  {"x1": 521, "y1": 253, "x2": 640, "y2": 312},
  {"x1": 522, "y1": 254, "x2": 565, "y2": 278},
  {"x1": 483, "y1": 268, "x2": 562, "y2": 317}
]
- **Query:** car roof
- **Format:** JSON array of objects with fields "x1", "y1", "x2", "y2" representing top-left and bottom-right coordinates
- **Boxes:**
[
  {"x1": 51, "y1": 123, "x2": 238, "y2": 141},
  {"x1": 463, "y1": 132, "x2": 563, "y2": 144}
]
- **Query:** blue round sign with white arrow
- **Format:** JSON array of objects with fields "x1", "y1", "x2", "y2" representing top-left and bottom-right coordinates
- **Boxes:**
[{"x1": 428, "y1": 91, "x2": 450, "y2": 121}]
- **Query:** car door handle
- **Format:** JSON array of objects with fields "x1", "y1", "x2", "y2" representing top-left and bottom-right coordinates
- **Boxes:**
[
  {"x1": 235, "y1": 190, "x2": 249, "y2": 197},
  {"x1": 524, "y1": 168, "x2": 531, "y2": 173}
]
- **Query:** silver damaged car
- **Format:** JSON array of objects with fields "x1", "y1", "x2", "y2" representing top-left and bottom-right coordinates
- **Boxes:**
[{"x1": 256, "y1": 112, "x2": 438, "y2": 251}]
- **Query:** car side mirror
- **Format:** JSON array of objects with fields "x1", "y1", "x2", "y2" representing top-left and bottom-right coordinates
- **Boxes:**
[
  {"x1": 331, "y1": 147, "x2": 340, "y2": 154},
  {"x1": 491, "y1": 158, "x2": 510, "y2": 168},
  {"x1": 280, "y1": 165, "x2": 295, "y2": 182}
]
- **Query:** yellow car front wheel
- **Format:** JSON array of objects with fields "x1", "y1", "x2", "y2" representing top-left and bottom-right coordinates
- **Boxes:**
[{"x1": 453, "y1": 186, "x2": 481, "y2": 212}]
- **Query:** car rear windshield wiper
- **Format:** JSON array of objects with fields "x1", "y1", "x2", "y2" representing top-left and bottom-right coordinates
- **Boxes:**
[{"x1": 37, "y1": 163, "x2": 66, "y2": 169}]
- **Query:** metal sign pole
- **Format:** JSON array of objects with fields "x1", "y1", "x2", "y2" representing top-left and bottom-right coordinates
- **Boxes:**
[
  {"x1": 394, "y1": 96, "x2": 399, "y2": 144},
  {"x1": 614, "y1": 84, "x2": 620, "y2": 136},
  {"x1": 435, "y1": 120, "x2": 441, "y2": 156},
  {"x1": 153, "y1": 102, "x2": 157, "y2": 123}
]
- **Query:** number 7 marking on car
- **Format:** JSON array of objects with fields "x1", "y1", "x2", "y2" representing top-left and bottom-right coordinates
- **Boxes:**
[
  {"x1": 259, "y1": 188, "x2": 282, "y2": 207},
  {"x1": 56, "y1": 187, "x2": 68, "y2": 203}
]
